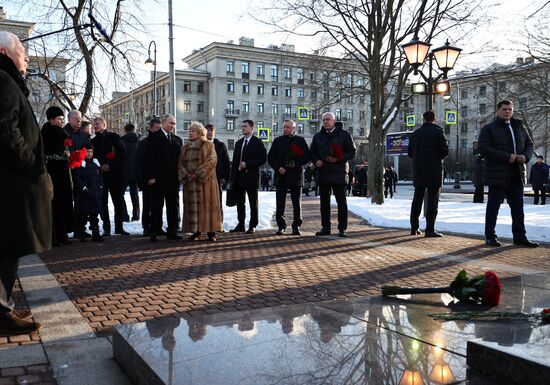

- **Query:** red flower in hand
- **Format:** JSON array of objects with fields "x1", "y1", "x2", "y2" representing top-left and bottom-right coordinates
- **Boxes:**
[
  {"x1": 329, "y1": 143, "x2": 344, "y2": 161},
  {"x1": 290, "y1": 143, "x2": 305, "y2": 158},
  {"x1": 105, "y1": 151, "x2": 116, "y2": 161},
  {"x1": 69, "y1": 148, "x2": 87, "y2": 169},
  {"x1": 63, "y1": 138, "x2": 73, "y2": 148},
  {"x1": 483, "y1": 271, "x2": 501, "y2": 306}
]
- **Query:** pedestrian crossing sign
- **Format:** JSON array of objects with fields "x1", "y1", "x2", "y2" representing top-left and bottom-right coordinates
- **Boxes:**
[
  {"x1": 446, "y1": 110, "x2": 457, "y2": 125},
  {"x1": 258, "y1": 127, "x2": 270, "y2": 142},
  {"x1": 406, "y1": 114, "x2": 416, "y2": 127},
  {"x1": 297, "y1": 106, "x2": 310, "y2": 121}
]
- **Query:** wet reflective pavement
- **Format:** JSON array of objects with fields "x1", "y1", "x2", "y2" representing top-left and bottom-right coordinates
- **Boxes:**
[{"x1": 113, "y1": 274, "x2": 550, "y2": 385}]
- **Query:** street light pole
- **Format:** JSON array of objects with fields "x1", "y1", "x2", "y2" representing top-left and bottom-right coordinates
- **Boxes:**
[
  {"x1": 145, "y1": 40, "x2": 157, "y2": 117},
  {"x1": 168, "y1": 0, "x2": 177, "y2": 132}
]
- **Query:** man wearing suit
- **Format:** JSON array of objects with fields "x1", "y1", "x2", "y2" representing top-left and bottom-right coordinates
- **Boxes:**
[
  {"x1": 230, "y1": 119, "x2": 267, "y2": 234},
  {"x1": 408, "y1": 110, "x2": 449, "y2": 238},
  {"x1": 206, "y1": 124, "x2": 230, "y2": 225},
  {"x1": 268, "y1": 119, "x2": 310, "y2": 235},
  {"x1": 144, "y1": 114, "x2": 183, "y2": 241}
]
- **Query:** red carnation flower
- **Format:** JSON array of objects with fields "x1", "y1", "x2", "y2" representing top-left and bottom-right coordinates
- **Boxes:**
[
  {"x1": 329, "y1": 143, "x2": 344, "y2": 161},
  {"x1": 290, "y1": 143, "x2": 305, "y2": 158},
  {"x1": 105, "y1": 151, "x2": 116, "y2": 161},
  {"x1": 483, "y1": 271, "x2": 501, "y2": 306},
  {"x1": 542, "y1": 308, "x2": 550, "y2": 323},
  {"x1": 63, "y1": 138, "x2": 73, "y2": 148},
  {"x1": 68, "y1": 148, "x2": 87, "y2": 169}
]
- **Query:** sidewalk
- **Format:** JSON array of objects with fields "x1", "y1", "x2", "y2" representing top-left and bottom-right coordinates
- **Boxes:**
[{"x1": 1, "y1": 197, "x2": 548, "y2": 384}]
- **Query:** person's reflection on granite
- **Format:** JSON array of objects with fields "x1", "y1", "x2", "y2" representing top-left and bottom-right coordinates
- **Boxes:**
[
  {"x1": 474, "y1": 321, "x2": 533, "y2": 346},
  {"x1": 238, "y1": 314, "x2": 254, "y2": 332},
  {"x1": 186, "y1": 318, "x2": 207, "y2": 342},
  {"x1": 274, "y1": 305, "x2": 306, "y2": 335},
  {"x1": 145, "y1": 317, "x2": 182, "y2": 349},
  {"x1": 310, "y1": 303, "x2": 353, "y2": 344}
]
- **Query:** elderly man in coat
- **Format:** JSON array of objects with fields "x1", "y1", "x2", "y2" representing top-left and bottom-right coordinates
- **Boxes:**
[
  {"x1": 0, "y1": 31, "x2": 52, "y2": 335},
  {"x1": 408, "y1": 110, "x2": 449, "y2": 238}
]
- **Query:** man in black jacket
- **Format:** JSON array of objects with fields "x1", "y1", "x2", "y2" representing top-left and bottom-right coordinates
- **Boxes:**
[
  {"x1": 529, "y1": 155, "x2": 548, "y2": 205},
  {"x1": 121, "y1": 123, "x2": 140, "y2": 221},
  {"x1": 230, "y1": 119, "x2": 267, "y2": 234},
  {"x1": 91, "y1": 117, "x2": 128, "y2": 236},
  {"x1": 206, "y1": 124, "x2": 230, "y2": 225},
  {"x1": 310, "y1": 112, "x2": 356, "y2": 237},
  {"x1": 144, "y1": 114, "x2": 183, "y2": 241},
  {"x1": 408, "y1": 110, "x2": 449, "y2": 238},
  {"x1": 136, "y1": 117, "x2": 162, "y2": 236},
  {"x1": 479, "y1": 100, "x2": 538, "y2": 247},
  {"x1": 268, "y1": 120, "x2": 310, "y2": 235}
]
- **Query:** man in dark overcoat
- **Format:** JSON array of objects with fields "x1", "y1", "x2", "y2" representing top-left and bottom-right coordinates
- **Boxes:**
[
  {"x1": 229, "y1": 119, "x2": 267, "y2": 234},
  {"x1": 310, "y1": 112, "x2": 356, "y2": 237},
  {"x1": 0, "y1": 31, "x2": 51, "y2": 335},
  {"x1": 91, "y1": 117, "x2": 128, "y2": 236},
  {"x1": 478, "y1": 100, "x2": 538, "y2": 247},
  {"x1": 408, "y1": 110, "x2": 449, "y2": 237},
  {"x1": 121, "y1": 123, "x2": 140, "y2": 221},
  {"x1": 144, "y1": 114, "x2": 183, "y2": 241},
  {"x1": 529, "y1": 155, "x2": 548, "y2": 205},
  {"x1": 206, "y1": 124, "x2": 230, "y2": 225},
  {"x1": 268, "y1": 119, "x2": 310, "y2": 235}
]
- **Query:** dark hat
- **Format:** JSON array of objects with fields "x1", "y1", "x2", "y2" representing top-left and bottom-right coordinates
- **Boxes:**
[{"x1": 46, "y1": 106, "x2": 64, "y2": 120}]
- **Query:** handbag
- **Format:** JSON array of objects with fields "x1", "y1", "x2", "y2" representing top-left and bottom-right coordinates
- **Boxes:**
[{"x1": 226, "y1": 185, "x2": 236, "y2": 207}]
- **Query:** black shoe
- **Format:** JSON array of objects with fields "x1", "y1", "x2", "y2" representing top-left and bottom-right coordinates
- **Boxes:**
[
  {"x1": 229, "y1": 226, "x2": 245, "y2": 233},
  {"x1": 79, "y1": 236, "x2": 88, "y2": 243},
  {"x1": 246, "y1": 227, "x2": 256, "y2": 234},
  {"x1": 513, "y1": 239, "x2": 539, "y2": 248},
  {"x1": 410, "y1": 229, "x2": 422, "y2": 235},
  {"x1": 485, "y1": 238, "x2": 502, "y2": 247},
  {"x1": 142, "y1": 230, "x2": 150, "y2": 237},
  {"x1": 276, "y1": 228, "x2": 286, "y2": 235},
  {"x1": 292, "y1": 227, "x2": 301, "y2": 236},
  {"x1": 425, "y1": 231, "x2": 443, "y2": 238},
  {"x1": 159, "y1": 229, "x2": 167, "y2": 236},
  {"x1": 188, "y1": 232, "x2": 201, "y2": 241},
  {"x1": 315, "y1": 229, "x2": 331, "y2": 236},
  {"x1": 150, "y1": 234, "x2": 158, "y2": 242},
  {"x1": 92, "y1": 236, "x2": 104, "y2": 242},
  {"x1": 102, "y1": 231, "x2": 111, "y2": 237},
  {"x1": 167, "y1": 234, "x2": 183, "y2": 240},
  {"x1": 338, "y1": 231, "x2": 348, "y2": 237},
  {"x1": 115, "y1": 229, "x2": 130, "y2": 235}
]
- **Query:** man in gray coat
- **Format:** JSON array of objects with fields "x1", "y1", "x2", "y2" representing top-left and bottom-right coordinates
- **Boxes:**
[{"x1": 0, "y1": 31, "x2": 51, "y2": 335}]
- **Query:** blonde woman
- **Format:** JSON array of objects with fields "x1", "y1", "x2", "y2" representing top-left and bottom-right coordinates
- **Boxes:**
[{"x1": 178, "y1": 122, "x2": 222, "y2": 241}]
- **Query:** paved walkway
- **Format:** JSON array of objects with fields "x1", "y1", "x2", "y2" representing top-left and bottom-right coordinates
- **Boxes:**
[{"x1": 1, "y1": 196, "x2": 548, "y2": 384}]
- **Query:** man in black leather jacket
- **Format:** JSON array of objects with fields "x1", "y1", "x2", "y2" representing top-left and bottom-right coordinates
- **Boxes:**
[{"x1": 478, "y1": 100, "x2": 538, "y2": 248}]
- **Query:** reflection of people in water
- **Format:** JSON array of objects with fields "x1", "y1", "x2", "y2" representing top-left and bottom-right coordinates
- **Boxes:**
[
  {"x1": 186, "y1": 318, "x2": 207, "y2": 342},
  {"x1": 145, "y1": 316, "x2": 182, "y2": 351},
  {"x1": 310, "y1": 303, "x2": 353, "y2": 344},
  {"x1": 274, "y1": 305, "x2": 306, "y2": 335},
  {"x1": 238, "y1": 314, "x2": 254, "y2": 332}
]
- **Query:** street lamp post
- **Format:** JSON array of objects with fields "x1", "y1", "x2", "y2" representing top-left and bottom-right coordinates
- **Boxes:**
[
  {"x1": 402, "y1": 38, "x2": 462, "y2": 110},
  {"x1": 145, "y1": 40, "x2": 158, "y2": 117}
]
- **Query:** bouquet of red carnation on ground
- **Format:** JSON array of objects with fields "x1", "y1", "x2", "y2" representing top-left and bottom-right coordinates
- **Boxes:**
[
  {"x1": 382, "y1": 269, "x2": 502, "y2": 306},
  {"x1": 428, "y1": 308, "x2": 550, "y2": 323},
  {"x1": 68, "y1": 147, "x2": 87, "y2": 169},
  {"x1": 327, "y1": 143, "x2": 344, "y2": 162},
  {"x1": 286, "y1": 143, "x2": 305, "y2": 168}
]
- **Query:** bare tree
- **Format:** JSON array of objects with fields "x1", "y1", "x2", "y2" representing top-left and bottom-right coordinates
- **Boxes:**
[
  {"x1": 10, "y1": 0, "x2": 150, "y2": 118},
  {"x1": 254, "y1": 0, "x2": 483, "y2": 203}
]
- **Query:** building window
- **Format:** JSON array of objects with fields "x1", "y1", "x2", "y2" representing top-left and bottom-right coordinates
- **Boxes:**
[
  {"x1": 227, "y1": 100, "x2": 235, "y2": 113},
  {"x1": 243, "y1": 101, "x2": 249, "y2": 112},
  {"x1": 298, "y1": 88, "x2": 304, "y2": 98},
  {"x1": 309, "y1": 124, "x2": 318, "y2": 134},
  {"x1": 461, "y1": 139, "x2": 467, "y2": 149},
  {"x1": 311, "y1": 90, "x2": 317, "y2": 99},
  {"x1": 297, "y1": 68, "x2": 304, "y2": 84},
  {"x1": 284, "y1": 104, "x2": 292, "y2": 115},
  {"x1": 197, "y1": 101, "x2": 204, "y2": 112},
  {"x1": 257, "y1": 83, "x2": 264, "y2": 95},
  {"x1": 310, "y1": 72, "x2": 315, "y2": 81},
  {"x1": 498, "y1": 81, "x2": 506, "y2": 92},
  {"x1": 183, "y1": 100, "x2": 191, "y2": 112},
  {"x1": 335, "y1": 74, "x2": 341, "y2": 84},
  {"x1": 323, "y1": 91, "x2": 329, "y2": 101},
  {"x1": 273, "y1": 122, "x2": 279, "y2": 132},
  {"x1": 227, "y1": 81, "x2": 235, "y2": 93},
  {"x1": 519, "y1": 97, "x2": 527, "y2": 108},
  {"x1": 360, "y1": 127, "x2": 365, "y2": 136},
  {"x1": 271, "y1": 64, "x2": 278, "y2": 81},
  {"x1": 346, "y1": 74, "x2": 353, "y2": 87},
  {"x1": 197, "y1": 82, "x2": 204, "y2": 93},
  {"x1": 228, "y1": 139, "x2": 235, "y2": 150},
  {"x1": 347, "y1": 109, "x2": 353, "y2": 120},
  {"x1": 227, "y1": 119, "x2": 235, "y2": 131},
  {"x1": 335, "y1": 92, "x2": 341, "y2": 101},
  {"x1": 479, "y1": 104, "x2": 487, "y2": 115},
  {"x1": 479, "y1": 85, "x2": 486, "y2": 97},
  {"x1": 285, "y1": 87, "x2": 292, "y2": 97},
  {"x1": 226, "y1": 61, "x2": 234, "y2": 73},
  {"x1": 183, "y1": 81, "x2": 191, "y2": 92},
  {"x1": 461, "y1": 122, "x2": 468, "y2": 133},
  {"x1": 460, "y1": 105, "x2": 468, "y2": 118},
  {"x1": 257, "y1": 102, "x2": 264, "y2": 113},
  {"x1": 271, "y1": 85, "x2": 278, "y2": 96},
  {"x1": 298, "y1": 124, "x2": 304, "y2": 134},
  {"x1": 358, "y1": 77, "x2": 364, "y2": 86},
  {"x1": 241, "y1": 62, "x2": 249, "y2": 74},
  {"x1": 242, "y1": 82, "x2": 249, "y2": 94},
  {"x1": 257, "y1": 63, "x2": 264, "y2": 77},
  {"x1": 284, "y1": 67, "x2": 291, "y2": 79},
  {"x1": 272, "y1": 104, "x2": 278, "y2": 115},
  {"x1": 335, "y1": 109, "x2": 341, "y2": 120},
  {"x1": 32, "y1": 91, "x2": 40, "y2": 104},
  {"x1": 183, "y1": 121, "x2": 191, "y2": 131}
]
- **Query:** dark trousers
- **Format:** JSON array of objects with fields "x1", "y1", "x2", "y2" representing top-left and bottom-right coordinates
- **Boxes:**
[
  {"x1": 235, "y1": 186, "x2": 259, "y2": 229},
  {"x1": 101, "y1": 183, "x2": 125, "y2": 233},
  {"x1": 0, "y1": 258, "x2": 19, "y2": 314},
  {"x1": 485, "y1": 184, "x2": 526, "y2": 240},
  {"x1": 77, "y1": 213, "x2": 100, "y2": 234},
  {"x1": 410, "y1": 186, "x2": 439, "y2": 233},
  {"x1": 319, "y1": 183, "x2": 348, "y2": 232},
  {"x1": 384, "y1": 182, "x2": 393, "y2": 198},
  {"x1": 534, "y1": 185, "x2": 546, "y2": 205},
  {"x1": 473, "y1": 185, "x2": 484, "y2": 203},
  {"x1": 141, "y1": 185, "x2": 153, "y2": 232},
  {"x1": 275, "y1": 185, "x2": 303, "y2": 230},
  {"x1": 150, "y1": 190, "x2": 179, "y2": 235},
  {"x1": 122, "y1": 181, "x2": 140, "y2": 219}
]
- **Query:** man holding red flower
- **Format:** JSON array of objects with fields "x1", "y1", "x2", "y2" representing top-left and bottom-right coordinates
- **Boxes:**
[
  {"x1": 310, "y1": 112, "x2": 357, "y2": 237},
  {"x1": 268, "y1": 120, "x2": 310, "y2": 235}
]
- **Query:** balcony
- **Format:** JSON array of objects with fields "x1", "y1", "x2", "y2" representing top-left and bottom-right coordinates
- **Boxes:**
[
  {"x1": 224, "y1": 109, "x2": 240, "y2": 117},
  {"x1": 242, "y1": 73, "x2": 249, "y2": 79},
  {"x1": 297, "y1": 78, "x2": 304, "y2": 85}
]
